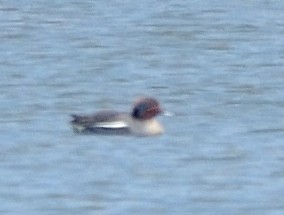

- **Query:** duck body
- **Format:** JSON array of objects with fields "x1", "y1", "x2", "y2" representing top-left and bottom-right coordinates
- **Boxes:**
[{"x1": 71, "y1": 97, "x2": 164, "y2": 136}]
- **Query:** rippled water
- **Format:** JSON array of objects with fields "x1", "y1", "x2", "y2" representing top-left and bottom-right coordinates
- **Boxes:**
[{"x1": 1, "y1": 0, "x2": 284, "y2": 214}]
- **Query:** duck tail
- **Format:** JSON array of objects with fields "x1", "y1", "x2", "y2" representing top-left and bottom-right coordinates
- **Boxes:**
[{"x1": 71, "y1": 114, "x2": 81, "y2": 123}]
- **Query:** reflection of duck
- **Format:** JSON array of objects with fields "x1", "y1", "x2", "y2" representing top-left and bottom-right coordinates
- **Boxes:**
[{"x1": 71, "y1": 97, "x2": 164, "y2": 136}]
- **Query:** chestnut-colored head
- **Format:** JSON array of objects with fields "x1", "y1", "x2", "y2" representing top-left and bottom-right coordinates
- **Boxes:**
[{"x1": 131, "y1": 97, "x2": 163, "y2": 120}]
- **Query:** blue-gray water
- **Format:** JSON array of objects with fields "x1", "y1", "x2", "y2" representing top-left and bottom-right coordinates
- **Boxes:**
[{"x1": 1, "y1": 1, "x2": 284, "y2": 214}]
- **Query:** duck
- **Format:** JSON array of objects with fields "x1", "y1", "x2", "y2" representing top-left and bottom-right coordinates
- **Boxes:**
[{"x1": 71, "y1": 97, "x2": 165, "y2": 136}]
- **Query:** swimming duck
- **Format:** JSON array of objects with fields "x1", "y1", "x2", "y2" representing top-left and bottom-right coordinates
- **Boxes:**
[{"x1": 71, "y1": 97, "x2": 164, "y2": 136}]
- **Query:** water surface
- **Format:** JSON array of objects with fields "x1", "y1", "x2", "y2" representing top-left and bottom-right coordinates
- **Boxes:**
[{"x1": 1, "y1": 0, "x2": 284, "y2": 214}]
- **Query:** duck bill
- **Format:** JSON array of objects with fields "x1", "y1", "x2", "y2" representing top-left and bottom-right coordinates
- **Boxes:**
[{"x1": 162, "y1": 110, "x2": 174, "y2": 117}]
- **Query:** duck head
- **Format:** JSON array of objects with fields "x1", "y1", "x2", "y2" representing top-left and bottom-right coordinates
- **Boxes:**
[{"x1": 131, "y1": 97, "x2": 163, "y2": 120}]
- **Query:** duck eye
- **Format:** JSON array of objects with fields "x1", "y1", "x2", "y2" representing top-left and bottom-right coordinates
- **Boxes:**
[{"x1": 132, "y1": 103, "x2": 148, "y2": 119}]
